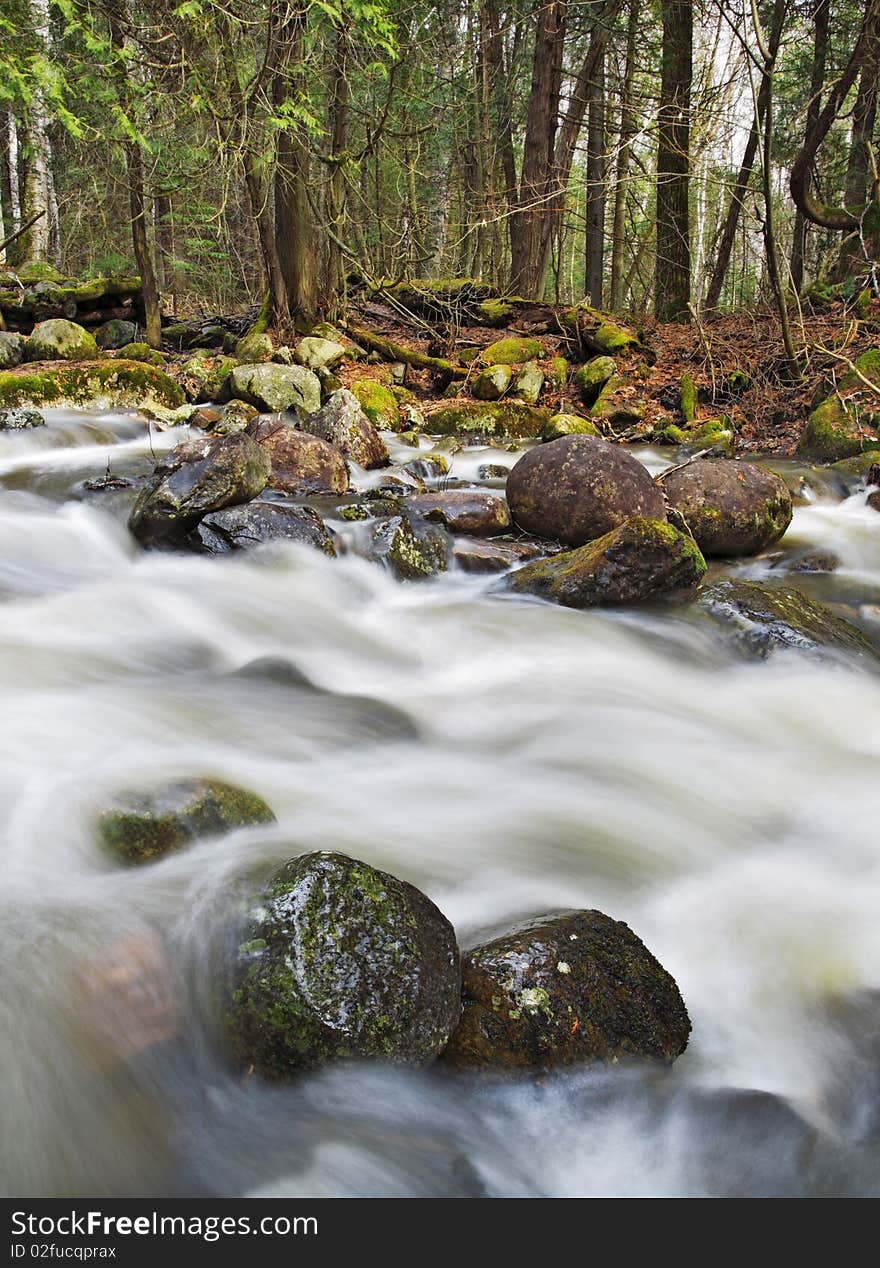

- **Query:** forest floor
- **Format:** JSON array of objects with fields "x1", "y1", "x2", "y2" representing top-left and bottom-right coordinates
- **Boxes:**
[{"x1": 331, "y1": 294, "x2": 880, "y2": 457}]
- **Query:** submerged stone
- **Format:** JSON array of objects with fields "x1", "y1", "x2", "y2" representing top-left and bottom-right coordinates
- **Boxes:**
[
  {"x1": 191, "y1": 501, "x2": 336, "y2": 556},
  {"x1": 226, "y1": 851, "x2": 461, "y2": 1078},
  {"x1": 506, "y1": 434, "x2": 665, "y2": 545},
  {"x1": 442, "y1": 909, "x2": 690, "y2": 1070},
  {"x1": 97, "y1": 778, "x2": 275, "y2": 864},
  {"x1": 696, "y1": 580, "x2": 877, "y2": 661},
  {"x1": 505, "y1": 516, "x2": 706, "y2": 607}
]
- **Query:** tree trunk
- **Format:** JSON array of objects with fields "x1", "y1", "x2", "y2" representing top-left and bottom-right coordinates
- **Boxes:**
[
  {"x1": 609, "y1": 0, "x2": 638, "y2": 310},
  {"x1": 704, "y1": 0, "x2": 786, "y2": 314},
  {"x1": 834, "y1": 26, "x2": 880, "y2": 278},
  {"x1": 273, "y1": 6, "x2": 316, "y2": 324},
  {"x1": 19, "y1": 1, "x2": 53, "y2": 263},
  {"x1": 789, "y1": 0, "x2": 829, "y2": 293},
  {"x1": 654, "y1": 0, "x2": 692, "y2": 321},
  {"x1": 584, "y1": 45, "x2": 606, "y2": 307},
  {"x1": 508, "y1": 0, "x2": 567, "y2": 297},
  {"x1": 324, "y1": 28, "x2": 350, "y2": 316}
]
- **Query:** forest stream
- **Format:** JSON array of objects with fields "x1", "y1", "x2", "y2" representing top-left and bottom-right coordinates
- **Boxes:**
[{"x1": 1, "y1": 409, "x2": 879, "y2": 1198}]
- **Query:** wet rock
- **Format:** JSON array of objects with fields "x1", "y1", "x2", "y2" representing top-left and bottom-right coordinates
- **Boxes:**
[
  {"x1": 477, "y1": 463, "x2": 510, "y2": 480},
  {"x1": 230, "y1": 363, "x2": 321, "y2": 415},
  {"x1": 349, "y1": 380, "x2": 399, "y2": 430},
  {"x1": 407, "y1": 490, "x2": 511, "y2": 535},
  {"x1": 472, "y1": 365, "x2": 512, "y2": 401},
  {"x1": 427, "y1": 400, "x2": 551, "y2": 439},
  {"x1": 769, "y1": 549, "x2": 839, "y2": 574},
  {"x1": 574, "y1": 355, "x2": 617, "y2": 404},
  {"x1": 97, "y1": 778, "x2": 275, "y2": 864},
  {"x1": 0, "y1": 331, "x2": 25, "y2": 368},
  {"x1": 480, "y1": 336, "x2": 545, "y2": 366},
  {"x1": 94, "y1": 319, "x2": 137, "y2": 350},
  {"x1": 24, "y1": 318, "x2": 98, "y2": 362},
  {"x1": 505, "y1": 517, "x2": 706, "y2": 607},
  {"x1": 442, "y1": 909, "x2": 690, "y2": 1070},
  {"x1": 660, "y1": 459, "x2": 792, "y2": 557},
  {"x1": 542, "y1": 412, "x2": 601, "y2": 441},
  {"x1": 294, "y1": 336, "x2": 347, "y2": 372},
  {"x1": 248, "y1": 419, "x2": 349, "y2": 495},
  {"x1": 506, "y1": 434, "x2": 665, "y2": 546},
  {"x1": 370, "y1": 513, "x2": 450, "y2": 580},
  {"x1": 403, "y1": 453, "x2": 450, "y2": 479},
  {"x1": 226, "y1": 851, "x2": 461, "y2": 1078},
  {"x1": 829, "y1": 449, "x2": 880, "y2": 485},
  {"x1": 695, "y1": 580, "x2": 877, "y2": 661},
  {"x1": 304, "y1": 389, "x2": 389, "y2": 469},
  {"x1": 191, "y1": 501, "x2": 337, "y2": 556},
  {"x1": 0, "y1": 406, "x2": 44, "y2": 429},
  {"x1": 453, "y1": 537, "x2": 545, "y2": 573},
  {"x1": 512, "y1": 361, "x2": 544, "y2": 405},
  {"x1": 129, "y1": 432, "x2": 270, "y2": 548},
  {"x1": 216, "y1": 399, "x2": 260, "y2": 434}
]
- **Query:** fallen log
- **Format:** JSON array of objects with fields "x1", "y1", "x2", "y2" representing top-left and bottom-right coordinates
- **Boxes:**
[
  {"x1": 343, "y1": 322, "x2": 468, "y2": 379},
  {"x1": 0, "y1": 275, "x2": 143, "y2": 333}
]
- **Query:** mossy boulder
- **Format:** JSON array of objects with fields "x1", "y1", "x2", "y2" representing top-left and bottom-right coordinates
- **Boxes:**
[
  {"x1": 575, "y1": 355, "x2": 617, "y2": 404},
  {"x1": 305, "y1": 388, "x2": 389, "y2": 468},
  {"x1": 114, "y1": 342, "x2": 166, "y2": 367},
  {"x1": 472, "y1": 364, "x2": 512, "y2": 400},
  {"x1": 176, "y1": 351, "x2": 237, "y2": 403},
  {"x1": 230, "y1": 363, "x2": 321, "y2": 415},
  {"x1": 542, "y1": 412, "x2": 601, "y2": 441},
  {"x1": 129, "y1": 432, "x2": 270, "y2": 548},
  {"x1": 0, "y1": 331, "x2": 24, "y2": 368},
  {"x1": 407, "y1": 490, "x2": 511, "y2": 536},
  {"x1": 97, "y1": 778, "x2": 275, "y2": 865},
  {"x1": 226, "y1": 851, "x2": 461, "y2": 1078},
  {"x1": 505, "y1": 516, "x2": 706, "y2": 607},
  {"x1": 506, "y1": 434, "x2": 665, "y2": 545},
  {"x1": 94, "y1": 319, "x2": 137, "y2": 350},
  {"x1": 24, "y1": 319, "x2": 98, "y2": 362},
  {"x1": 797, "y1": 349, "x2": 880, "y2": 461},
  {"x1": 475, "y1": 297, "x2": 516, "y2": 327},
  {"x1": 191, "y1": 501, "x2": 336, "y2": 556},
  {"x1": 403, "y1": 452, "x2": 450, "y2": 479},
  {"x1": 294, "y1": 336, "x2": 347, "y2": 372},
  {"x1": 0, "y1": 359, "x2": 185, "y2": 411},
  {"x1": 442, "y1": 910, "x2": 690, "y2": 1070},
  {"x1": 370, "y1": 513, "x2": 450, "y2": 580},
  {"x1": 349, "y1": 379, "x2": 399, "y2": 430},
  {"x1": 0, "y1": 406, "x2": 44, "y2": 429},
  {"x1": 662, "y1": 421, "x2": 735, "y2": 457},
  {"x1": 512, "y1": 361, "x2": 544, "y2": 405},
  {"x1": 661, "y1": 459, "x2": 792, "y2": 557},
  {"x1": 559, "y1": 305, "x2": 641, "y2": 356},
  {"x1": 695, "y1": 580, "x2": 877, "y2": 662},
  {"x1": 589, "y1": 376, "x2": 643, "y2": 431},
  {"x1": 234, "y1": 330, "x2": 274, "y2": 363},
  {"x1": 545, "y1": 356, "x2": 569, "y2": 392},
  {"x1": 481, "y1": 336, "x2": 545, "y2": 366},
  {"x1": 427, "y1": 400, "x2": 550, "y2": 438},
  {"x1": 248, "y1": 418, "x2": 349, "y2": 494}
]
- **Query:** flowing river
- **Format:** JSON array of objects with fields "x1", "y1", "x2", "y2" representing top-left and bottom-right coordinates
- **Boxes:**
[{"x1": 1, "y1": 410, "x2": 879, "y2": 1197}]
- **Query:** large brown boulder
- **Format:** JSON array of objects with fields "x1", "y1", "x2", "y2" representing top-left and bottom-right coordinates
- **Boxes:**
[
  {"x1": 660, "y1": 459, "x2": 792, "y2": 557},
  {"x1": 505, "y1": 517, "x2": 706, "y2": 607},
  {"x1": 442, "y1": 910, "x2": 690, "y2": 1071},
  {"x1": 248, "y1": 418, "x2": 349, "y2": 495},
  {"x1": 506, "y1": 434, "x2": 665, "y2": 545},
  {"x1": 303, "y1": 388, "x2": 389, "y2": 469}
]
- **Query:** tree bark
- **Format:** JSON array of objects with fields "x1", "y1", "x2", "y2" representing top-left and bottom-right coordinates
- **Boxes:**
[
  {"x1": 609, "y1": 0, "x2": 638, "y2": 310},
  {"x1": 654, "y1": 0, "x2": 692, "y2": 321},
  {"x1": 834, "y1": 24, "x2": 880, "y2": 278},
  {"x1": 789, "y1": 0, "x2": 829, "y2": 293},
  {"x1": 584, "y1": 45, "x2": 606, "y2": 306},
  {"x1": 19, "y1": 0, "x2": 53, "y2": 263},
  {"x1": 273, "y1": 5, "x2": 316, "y2": 323}
]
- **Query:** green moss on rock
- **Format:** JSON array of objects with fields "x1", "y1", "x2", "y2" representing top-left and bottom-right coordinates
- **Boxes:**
[
  {"x1": 542, "y1": 412, "x2": 600, "y2": 440},
  {"x1": 427, "y1": 399, "x2": 550, "y2": 438},
  {"x1": 481, "y1": 336, "x2": 546, "y2": 366},
  {"x1": 350, "y1": 379, "x2": 399, "y2": 429},
  {"x1": 575, "y1": 356, "x2": 617, "y2": 403},
  {"x1": 0, "y1": 359, "x2": 185, "y2": 410},
  {"x1": 97, "y1": 778, "x2": 275, "y2": 864}
]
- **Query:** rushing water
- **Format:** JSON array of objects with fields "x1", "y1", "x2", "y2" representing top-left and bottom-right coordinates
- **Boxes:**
[{"x1": 1, "y1": 410, "x2": 879, "y2": 1197}]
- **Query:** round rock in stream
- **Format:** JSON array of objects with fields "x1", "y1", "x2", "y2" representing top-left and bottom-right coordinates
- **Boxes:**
[
  {"x1": 407, "y1": 490, "x2": 511, "y2": 535},
  {"x1": 660, "y1": 459, "x2": 792, "y2": 557},
  {"x1": 227, "y1": 852, "x2": 461, "y2": 1077},
  {"x1": 247, "y1": 418, "x2": 349, "y2": 494},
  {"x1": 506, "y1": 434, "x2": 665, "y2": 546},
  {"x1": 97, "y1": 778, "x2": 276, "y2": 864},
  {"x1": 442, "y1": 910, "x2": 690, "y2": 1070}
]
